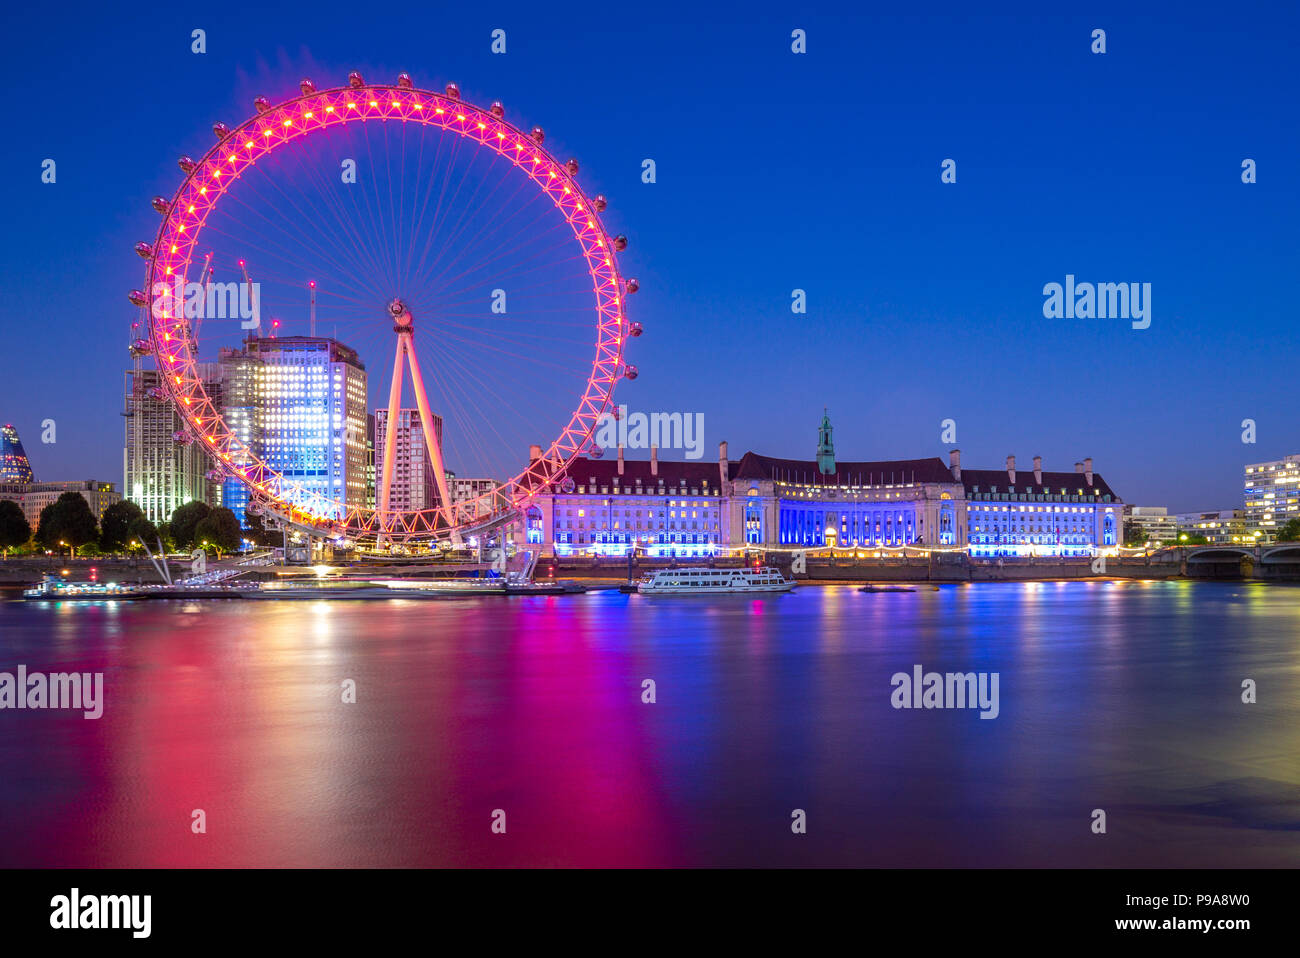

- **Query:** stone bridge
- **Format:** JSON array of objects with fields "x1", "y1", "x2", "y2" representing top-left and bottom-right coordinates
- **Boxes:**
[{"x1": 1160, "y1": 543, "x2": 1300, "y2": 578}]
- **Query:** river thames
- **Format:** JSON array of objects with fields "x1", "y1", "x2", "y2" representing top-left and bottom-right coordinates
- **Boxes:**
[{"x1": 1, "y1": 580, "x2": 1297, "y2": 868}]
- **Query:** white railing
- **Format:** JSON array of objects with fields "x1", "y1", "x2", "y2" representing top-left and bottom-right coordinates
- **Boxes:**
[{"x1": 174, "y1": 568, "x2": 246, "y2": 587}]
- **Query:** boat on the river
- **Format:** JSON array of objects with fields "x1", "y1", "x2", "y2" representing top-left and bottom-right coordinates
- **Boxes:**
[
  {"x1": 22, "y1": 574, "x2": 141, "y2": 600},
  {"x1": 636, "y1": 567, "x2": 794, "y2": 595}
]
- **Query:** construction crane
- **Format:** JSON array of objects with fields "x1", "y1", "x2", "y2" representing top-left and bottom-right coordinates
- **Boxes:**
[
  {"x1": 191, "y1": 251, "x2": 214, "y2": 348},
  {"x1": 237, "y1": 258, "x2": 259, "y2": 337}
]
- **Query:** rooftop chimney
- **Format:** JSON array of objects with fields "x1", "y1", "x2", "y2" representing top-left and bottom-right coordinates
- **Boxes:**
[
  {"x1": 1075, "y1": 461, "x2": 1084, "y2": 474},
  {"x1": 1033, "y1": 455, "x2": 1042, "y2": 485},
  {"x1": 1084, "y1": 457, "x2": 1093, "y2": 486},
  {"x1": 650, "y1": 444, "x2": 658, "y2": 477},
  {"x1": 617, "y1": 444, "x2": 625, "y2": 476},
  {"x1": 719, "y1": 440, "x2": 728, "y2": 485},
  {"x1": 529, "y1": 443, "x2": 542, "y2": 462},
  {"x1": 949, "y1": 449, "x2": 961, "y2": 480},
  {"x1": 1006, "y1": 455, "x2": 1016, "y2": 485}
]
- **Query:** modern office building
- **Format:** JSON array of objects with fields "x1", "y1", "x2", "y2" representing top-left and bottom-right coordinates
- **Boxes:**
[
  {"x1": 0, "y1": 480, "x2": 122, "y2": 530},
  {"x1": 1175, "y1": 509, "x2": 1251, "y2": 545},
  {"x1": 525, "y1": 413, "x2": 1122, "y2": 558},
  {"x1": 0, "y1": 424, "x2": 34, "y2": 483},
  {"x1": 1243, "y1": 454, "x2": 1300, "y2": 541},
  {"x1": 373, "y1": 408, "x2": 443, "y2": 512},
  {"x1": 123, "y1": 365, "x2": 223, "y2": 524},
  {"x1": 216, "y1": 347, "x2": 262, "y2": 525},
  {"x1": 1123, "y1": 505, "x2": 1178, "y2": 544},
  {"x1": 216, "y1": 337, "x2": 369, "y2": 523}
]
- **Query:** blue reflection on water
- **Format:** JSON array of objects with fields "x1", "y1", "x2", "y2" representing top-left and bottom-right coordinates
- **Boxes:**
[{"x1": 0, "y1": 580, "x2": 1297, "y2": 867}]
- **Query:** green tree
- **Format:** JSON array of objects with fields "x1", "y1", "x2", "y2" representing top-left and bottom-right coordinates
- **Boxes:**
[
  {"x1": 1177, "y1": 532, "x2": 1210, "y2": 546},
  {"x1": 126, "y1": 515, "x2": 161, "y2": 551},
  {"x1": 1122, "y1": 520, "x2": 1148, "y2": 547},
  {"x1": 168, "y1": 500, "x2": 212, "y2": 550},
  {"x1": 194, "y1": 506, "x2": 242, "y2": 555},
  {"x1": 0, "y1": 499, "x2": 31, "y2": 558},
  {"x1": 36, "y1": 493, "x2": 99, "y2": 554},
  {"x1": 1275, "y1": 518, "x2": 1300, "y2": 542},
  {"x1": 243, "y1": 508, "x2": 277, "y2": 547},
  {"x1": 99, "y1": 500, "x2": 145, "y2": 552}
]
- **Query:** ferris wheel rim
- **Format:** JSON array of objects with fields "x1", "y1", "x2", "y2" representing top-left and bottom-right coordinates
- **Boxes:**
[{"x1": 138, "y1": 78, "x2": 632, "y2": 542}]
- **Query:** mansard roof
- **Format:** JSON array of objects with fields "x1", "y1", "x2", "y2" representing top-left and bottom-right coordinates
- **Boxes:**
[
  {"x1": 730, "y1": 452, "x2": 956, "y2": 486},
  {"x1": 958, "y1": 469, "x2": 1120, "y2": 500},
  {"x1": 535, "y1": 452, "x2": 1121, "y2": 500},
  {"x1": 551, "y1": 455, "x2": 730, "y2": 488}
]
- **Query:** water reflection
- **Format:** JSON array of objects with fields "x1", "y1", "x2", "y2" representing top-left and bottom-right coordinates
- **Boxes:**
[{"x1": 1, "y1": 581, "x2": 1298, "y2": 867}]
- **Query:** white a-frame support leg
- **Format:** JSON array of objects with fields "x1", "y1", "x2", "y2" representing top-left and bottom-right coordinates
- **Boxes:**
[{"x1": 376, "y1": 330, "x2": 457, "y2": 546}]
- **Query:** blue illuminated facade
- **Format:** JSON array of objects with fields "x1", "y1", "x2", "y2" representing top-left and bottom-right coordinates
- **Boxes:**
[
  {"x1": 217, "y1": 337, "x2": 369, "y2": 525},
  {"x1": 525, "y1": 417, "x2": 1123, "y2": 558},
  {"x1": 0, "y1": 424, "x2": 34, "y2": 483}
]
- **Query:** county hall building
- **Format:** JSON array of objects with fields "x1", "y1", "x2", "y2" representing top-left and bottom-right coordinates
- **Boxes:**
[{"x1": 526, "y1": 412, "x2": 1123, "y2": 558}]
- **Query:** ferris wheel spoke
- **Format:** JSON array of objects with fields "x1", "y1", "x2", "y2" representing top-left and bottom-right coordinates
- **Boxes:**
[
  {"x1": 417, "y1": 186, "x2": 568, "y2": 296},
  {"x1": 200, "y1": 218, "x2": 381, "y2": 314},
  {"x1": 433, "y1": 251, "x2": 593, "y2": 309},
  {"x1": 233, "y1": 154, "x2": 388, "y2": 298},
  {"x1": 206, "y1": 193, "x2": 372, "y2": 297},
  {"x1": 268, "y1": 133, "x2": 397, "y2": 298},
  {"x1": 400, "y1": 126, "x2": 461, "y2": 297},
  {"x1": 406, "y1": 133, "x2": 482, "y2": 294},
  {"x1": 420, "y1": 333, "x2": 567, "y2": 477},
  {"x1": 411, "y1": 154, "x2": 538, "y2": 294}
]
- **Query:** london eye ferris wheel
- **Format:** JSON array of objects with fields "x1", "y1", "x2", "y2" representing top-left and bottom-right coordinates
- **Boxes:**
[{"x1": 129, "y1": 72, "x2": 641, "y2": 546}]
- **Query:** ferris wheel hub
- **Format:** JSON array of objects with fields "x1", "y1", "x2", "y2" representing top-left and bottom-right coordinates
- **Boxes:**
[{"x1": 388, "y1": 298, "x2": 413, "y2": 330}]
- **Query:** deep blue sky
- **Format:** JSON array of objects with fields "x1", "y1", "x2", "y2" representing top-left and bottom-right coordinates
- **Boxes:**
[{"x1": 1, "y1": 1, "x2": 1296, "y2": 511}]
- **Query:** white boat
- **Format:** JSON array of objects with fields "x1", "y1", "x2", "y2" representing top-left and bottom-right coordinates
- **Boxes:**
[
  {"x1": 636, "y1": 567, "x2": 795, "y2": 595},
  {"x1": 22, "y1": 574, "x2": 134, "y2": 600}
]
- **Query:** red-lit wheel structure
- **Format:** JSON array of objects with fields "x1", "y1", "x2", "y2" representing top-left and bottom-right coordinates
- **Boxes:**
[{"x1": 129, "y1": 74, "x2": 639, "y2": 545}]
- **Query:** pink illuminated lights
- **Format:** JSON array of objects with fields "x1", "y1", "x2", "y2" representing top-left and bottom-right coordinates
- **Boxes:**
[{"x1": 142, "y1": 82, "x2": 631, "y2": 540}]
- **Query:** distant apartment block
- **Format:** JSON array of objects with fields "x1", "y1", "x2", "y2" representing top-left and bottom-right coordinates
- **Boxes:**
[
  {"x1": 1122, "y1": 505, "x2": 1178, "y2": 543},
  {"x1": 1243, "y1": 454, "x2": 1300, "y2": 541},
  {"x1": 0, "y1": 480, "x2": 122, "y2": 530},
  {"x1": 373, "y1": 408, "x2": 443, "y2": 512},
  {"x1": 1175, "y1": 509, "x2": 1250, "y2": 545}
]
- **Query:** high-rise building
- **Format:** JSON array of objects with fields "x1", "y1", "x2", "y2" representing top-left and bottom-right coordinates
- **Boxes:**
[
  {"x1": 1, "y1": 424, "x2": 34, "y2": 483},
  {"x1": 1243, "y1": 454, "x2": 1300, "y2": 541},
  {"x1": 373, "y1": 408, "x2": 443, "y2": 512},
  {"x1": 123, "y1": 365, "x2": 223, "y2": 524},
  {"x1": 216, "y1": 347, "x2": 263, "y2": 525},
  {"x1": 220, "y1": 337, "x2": 369, "y2": 521}
]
